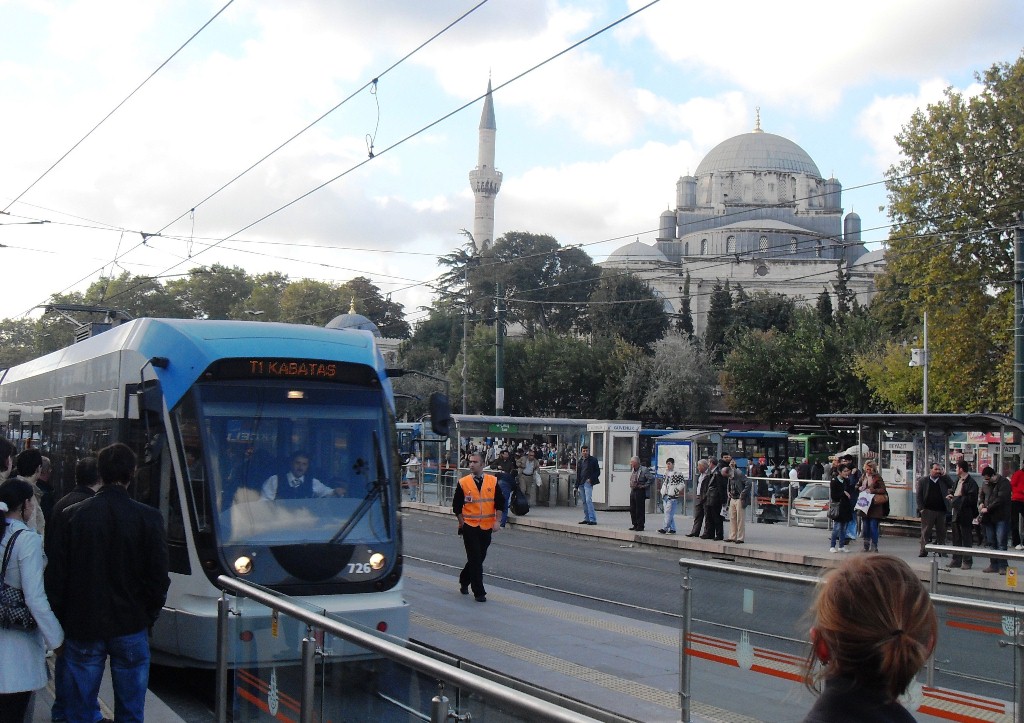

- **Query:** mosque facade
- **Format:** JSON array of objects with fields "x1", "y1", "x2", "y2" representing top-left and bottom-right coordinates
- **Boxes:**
[{"x1": 601, "y1": 118, "x2": 885, "y2": 338}]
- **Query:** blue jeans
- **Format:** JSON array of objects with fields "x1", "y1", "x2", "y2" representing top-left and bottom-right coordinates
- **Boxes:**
[
  {"x1": 52, "y1": 652, "x2": 103, "y2": 723},
  {"x1": 582, "y1": 481, "x2": 597, "y2": 523},
  {"x1": 64, "y1": 629, "x2": 151, "y2": 723},
  {"x1": 863, "y1": 518, "x2": 880, "y2": 548},
  {"x1": 662, "y1": 497, "x2": 679, "y2": 532},
  {"x1": 830, "y1": 520, "x2": 848, "y2": 549},
  {"x1": 986, "y1": 519, "x2": 1009, "y2": 571}
]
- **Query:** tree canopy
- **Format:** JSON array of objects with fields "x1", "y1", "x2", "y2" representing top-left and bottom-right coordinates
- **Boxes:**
[
  {"x1": 588, "y1": 272, "x2": 669, "y2": 349},
  {"x1": 871, "y1": 52, "x2": 1024, "y2": 412}
]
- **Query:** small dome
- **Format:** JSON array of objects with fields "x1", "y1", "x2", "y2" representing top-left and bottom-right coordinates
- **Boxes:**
[
  {"x1": 660, "y1": 209, "x2": 675, "y2": 219},
  {"x1": 326, "y1": 313, "x2": 381, "y2": 337},
  {"x1": 606, "y1": 241, "x2": 668, "y2": 266},
  {"x1": 695, "y1": 131, "x2": 821, "y2": 178}
]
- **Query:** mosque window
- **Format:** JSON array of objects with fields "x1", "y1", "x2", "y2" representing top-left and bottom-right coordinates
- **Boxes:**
[
  {"x1": 790, "y1": 237, "x2": 798, "y2": 255},
  {"x1": 759, "y1": 236, "x2": 769, "y2": 253},
  {"x1": 700, "y1": 239, "x2": 708, "y2": 255},
  {"x1": 727, "y1": 236, "x2": 736, "y2": 254}
]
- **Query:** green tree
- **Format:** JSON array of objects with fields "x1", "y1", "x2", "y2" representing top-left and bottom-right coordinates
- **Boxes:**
[
  {"x1": 228, "y1": 271, "x2": 289, "y2": 320},
  {"x1": 730, "y1": 290, "x2": 795, "y2": 336},
  {"x1": 588, "y1": 272, "x2": 669, "y2": 349},
  {"x1": 704, "y1": 280, "x2": 732, "y2": 363},
  {"x1": 618, "y1": 334, "x2": 715, "y2": 424},
  {"x1": 877, "y1": 53, "x2": 1024, "y2": 413},
  {"x1": 338, "y1": 276, "x2": 410, "y2": 338},
  {"x1": 0, "y1": 318, "x2": 40, "y2": 368},
  {"x1": 164, "y1": 264, "x2": 253, "y2": 320},
  {"x1": 816, "y1": 290, "x2": 834, "y2": 327},
  {"x1": 279, "y1": 279, "x2": 348, "y2": 326},
  {"x1": 677, "y1": 272, "x2": 694, "y2": 338}
]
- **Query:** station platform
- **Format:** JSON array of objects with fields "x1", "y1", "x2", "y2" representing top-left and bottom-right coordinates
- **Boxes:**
[{"x1": 404, "y1": 497, "x2": 1024, "y2": 597}]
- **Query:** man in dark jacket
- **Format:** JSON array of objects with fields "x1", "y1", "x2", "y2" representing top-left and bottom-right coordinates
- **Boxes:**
[
  {"x1": 575, "y1": 445, "x2": 600, "y2": 525},
  {"x1": 45, "y1": 443, "x2": 170, "y2": 723},
  {"x1": 915, "y1": 462, "x2": 952, "y2": 557},
  {"x1": 43, "y1": 457, "x2": 106, "y2": 723},
  {"x1": 980, "y1": 465, "x2": 1012, "y2": 574},
  {"x1": 947, "y1": 460, "x2": 979, "y2": 570},
  {"x1": 686, "y1": 459, "x2": 712, "y2": 537},
  {"x1": 701, "y1": 454, "x2": 732, "y2": 541},
  {"x1": 627, "y1": 456, "x2": 653, "y2": 532}
]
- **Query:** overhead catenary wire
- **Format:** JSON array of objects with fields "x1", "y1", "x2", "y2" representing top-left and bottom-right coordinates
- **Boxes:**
[{"x1": 1, "y1": 1, "x2": 236, "y2": 215}]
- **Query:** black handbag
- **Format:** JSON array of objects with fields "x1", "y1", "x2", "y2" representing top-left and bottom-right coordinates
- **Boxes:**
[{"x1": 0, "y1": 529, "x2": 39, "y2": 632}]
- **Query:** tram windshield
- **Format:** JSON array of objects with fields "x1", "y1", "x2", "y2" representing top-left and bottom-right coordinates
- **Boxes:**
[{"x1": 176, "y1": 381, "x2": 396, "y2": 547}]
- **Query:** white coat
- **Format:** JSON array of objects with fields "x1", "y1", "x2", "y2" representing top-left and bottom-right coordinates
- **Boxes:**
[{"x1": 0, "y1": 519, "x2": 64, "y2": 694}]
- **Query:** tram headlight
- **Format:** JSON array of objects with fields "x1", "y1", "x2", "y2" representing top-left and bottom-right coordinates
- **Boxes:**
[
  {"x1": 233, "y1": 556, "x2": 253, "y2": 575},
  {"x1": 368, "y1": 552, "x2": 386, "y2": 571}
]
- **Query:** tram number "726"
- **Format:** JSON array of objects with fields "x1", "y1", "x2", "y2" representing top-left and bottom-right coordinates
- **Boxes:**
[{"x1": 347, "y1": 563, "x2": 374, "y2": 575}]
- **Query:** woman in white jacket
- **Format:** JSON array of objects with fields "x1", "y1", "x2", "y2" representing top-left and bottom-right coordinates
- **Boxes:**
[{"x1": 0, "y1": 478, "x2": 64, "y2": 723}]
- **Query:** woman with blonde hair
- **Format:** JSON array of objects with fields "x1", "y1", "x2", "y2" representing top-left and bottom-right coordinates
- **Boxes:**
[
  {"x1": 803, "y1": 555, "x2": 935, "y2": 722},
  {"x1": 860, "y1": 460, "x2": 888, "y2": 552}
]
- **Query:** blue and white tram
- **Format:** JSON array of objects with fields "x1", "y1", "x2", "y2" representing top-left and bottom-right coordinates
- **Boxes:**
[{"x1": 0, "y1": 318, "x2": 423, "y2": 668}]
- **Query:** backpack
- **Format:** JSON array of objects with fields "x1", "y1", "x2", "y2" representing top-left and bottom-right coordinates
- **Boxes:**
[{"x1": 510, "y1": 486, "x2": 530, "y2": 516}]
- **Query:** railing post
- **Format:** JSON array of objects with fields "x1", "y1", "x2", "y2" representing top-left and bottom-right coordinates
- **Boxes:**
[
  {"x1": 215, "y1": 592, "x2": 231, "y2": 723},
  {"x1": 1016, "y1": 608, "x2": 1024, "y2": 723},
  {"x1": 431, "y1": 682, "x2": 450, "y2": 723},
  {"x1": 300, "y1": 630, "x2": 317, "y2": 723},
  {"x1": 680, "y1": 565, "x2": 692, "y2": 723},
  {"x1": 927, "y1": 555, "x2": 938, "y2": 687}
]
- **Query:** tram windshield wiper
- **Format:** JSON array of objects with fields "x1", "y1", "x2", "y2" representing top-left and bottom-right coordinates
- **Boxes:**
[{"x1": 329, "y1": 431, "x2": 391, "y2": 543}]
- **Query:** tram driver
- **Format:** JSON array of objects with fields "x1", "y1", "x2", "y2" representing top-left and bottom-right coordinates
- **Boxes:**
[{"x1": 260, "y1": 451, "x2": 344, "y2": 501}]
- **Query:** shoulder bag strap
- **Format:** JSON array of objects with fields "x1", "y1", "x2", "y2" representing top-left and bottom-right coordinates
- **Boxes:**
[{"x1": 1, "y1": 528, "x2": 25, "y2": 584}]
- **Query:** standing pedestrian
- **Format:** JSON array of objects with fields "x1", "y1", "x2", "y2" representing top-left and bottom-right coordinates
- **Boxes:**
[
  {"x1": 1010, "y1": 460, "x2": 1024, "y2": 550},
  {"x1": 453, "y1": 453, "x2": 503, "y2": 602},
  {"x1": 859, "y1": 461, "x2": 887, "y2": 553},
  {"x1": 946, "y1": 460, "x2": 978, "y2": 570},
  {"x1": 979, "y1": 466, "x2": 1011, "y2": 575},
  {"x1": 45, "y1": 443, "x2": 170, "y2": 723},
  {"x1": 657, "y1": 458, "x2": 684, "y2": 534},
  {"x1": 0, "y1": 478, "x2": 64, "y2": 723},
  {"x1": 726, "y1": 460, "x2": 750, "y2": 544},
  {"x1": 702, "y1": 455, "x2": 731, "y2": 541},
  {"x1": 627, "y1": 457, "x2": 652, "y2": 532},
  {"x1": 915, "y1": 462, "x2": 952, "y2": 558},
  {"x1": 575, "y1": 445, "x2": 600, "y2": 526},
  {"x1": 686, "y1": 460, "x2": 711, "y2": 537},
  {"x1": 43, "y1": 457, "x2": 107, "y2": 723},
  {"x1": 829, "y1": 464, "x2": 853, "y2": 553}
]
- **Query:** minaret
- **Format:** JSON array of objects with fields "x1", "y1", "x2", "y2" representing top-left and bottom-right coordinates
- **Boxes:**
[{"x1": 468, "y1": 80, "x2": 502, "y2": 250}]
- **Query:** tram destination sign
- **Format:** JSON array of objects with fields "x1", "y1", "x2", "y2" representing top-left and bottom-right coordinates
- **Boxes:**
[{"x1": 206, "y1": 358, "x2": 379, "y2": 386}]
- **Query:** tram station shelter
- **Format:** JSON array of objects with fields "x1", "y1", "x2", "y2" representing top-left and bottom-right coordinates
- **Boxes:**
[{"x1": 818, "y1": 413, "x2": 1024, "y2": 518}]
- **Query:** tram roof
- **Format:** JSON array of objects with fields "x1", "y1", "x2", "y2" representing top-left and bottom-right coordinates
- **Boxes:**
[
  {"x1": 0, "y1": 318, "x2": 389, "y2": 410},
  {"x1": 817, "y1": 413, "x2": 1024, "y2": 436}
]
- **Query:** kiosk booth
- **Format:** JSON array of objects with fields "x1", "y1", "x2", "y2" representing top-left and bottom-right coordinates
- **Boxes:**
[{"x1": 586, "y1": 421, "x2": 641, "y2": 510}]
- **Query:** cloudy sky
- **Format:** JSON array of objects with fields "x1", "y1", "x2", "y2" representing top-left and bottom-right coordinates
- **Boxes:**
[{"x1": 0, "y1": 0, "x2": 1021, "y2": 327}]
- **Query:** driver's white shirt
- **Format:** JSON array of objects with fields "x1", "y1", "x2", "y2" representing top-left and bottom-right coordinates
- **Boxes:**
[{"x1": 261, "y1": 471, "x2": 332, "y2": 500}]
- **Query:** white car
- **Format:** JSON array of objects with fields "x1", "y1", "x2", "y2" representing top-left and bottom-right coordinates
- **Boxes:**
[{"x1": 792, "y1": 483, "x2": 830, "y2": 528}]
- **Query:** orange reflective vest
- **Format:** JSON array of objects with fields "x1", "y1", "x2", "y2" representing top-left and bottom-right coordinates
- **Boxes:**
[{"x1": 459, "y1": 473, "x2": 498, "y2": 530}]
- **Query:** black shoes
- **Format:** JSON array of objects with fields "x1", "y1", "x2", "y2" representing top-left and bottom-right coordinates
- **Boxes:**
[
  {"x1": 629, "y1": 526, "x2": 636, "y2": 530},
  {"x1": 578, "y1": 520, "x2": 590, "y2": 524},
  {"x1": 475, "y1": 595, "x2": 487, "y2": 602},
  {"x1": 460, "y1": 584, "x2": 469, "y2": 595},
  {"x1": 667, "y1": 530, "x2": 676, "y2": 534},
  {"x1": 685, "y1": 533, "x2": 698, "y2": 537},
  {"x1": 657, "y1": 529, "x2": 667, "y2": 534},
  {"x1": 587, "y1": 521, "x2": 597, "y2": 525},
  {"x1": 918, "y1": 551, "x2": 927, "y2": 557}
]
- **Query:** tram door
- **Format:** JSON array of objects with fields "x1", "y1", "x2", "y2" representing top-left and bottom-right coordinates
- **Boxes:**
[{"x1": 587, "y1": 422, "x2": 640, "y2": 510}]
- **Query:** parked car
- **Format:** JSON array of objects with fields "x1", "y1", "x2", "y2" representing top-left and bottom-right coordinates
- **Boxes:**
[{"x1": 792, "y1": 482, "x2": 830, "y2": 528}]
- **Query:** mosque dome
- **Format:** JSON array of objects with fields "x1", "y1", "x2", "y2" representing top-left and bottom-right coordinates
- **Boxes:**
[
  {"x1": 326, "y1": 300, "x2": 382, "y2": 337},
  {"x1": 695, "y1": 131, "x2": 821, "y2": 178},
  {"x1": 605, "y1": 241, "x2": 669, "y2": 266}
]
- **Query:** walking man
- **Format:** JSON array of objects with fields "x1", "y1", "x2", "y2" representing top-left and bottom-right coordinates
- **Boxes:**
[
  {"x1": 576, "y1": 445, "x2": 600, "y2": 525},
  {"x1": 45, "y1": 443, "x2": 170, "y2": 723},
  {"x1": 453, "y1": 453, "x2": 504, "y2": 602}
]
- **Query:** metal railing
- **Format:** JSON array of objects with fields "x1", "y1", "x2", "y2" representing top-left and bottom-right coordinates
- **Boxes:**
[
  {"x1": 678, "y1": 555, "x2": 1024, "y2": 723},
  {"x1": 215, "y1": 575, "x2": 602, "y2": 723}
]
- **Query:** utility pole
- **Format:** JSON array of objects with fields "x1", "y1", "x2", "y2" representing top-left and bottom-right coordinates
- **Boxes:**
[
  {"x1": 495, "y1": 281, "x2": 505, "y2": 416},
  {"x1": 462, "y1": 267, "x2": 468, "y2": 415},
  {"x1": 1015, "y1": 213, "x2": 1024, "y2": 421}
]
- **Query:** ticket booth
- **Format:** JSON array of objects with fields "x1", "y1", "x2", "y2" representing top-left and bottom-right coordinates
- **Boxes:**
[{"x1": 587, "y1": 421, "x2": 640, "y2": 510}]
